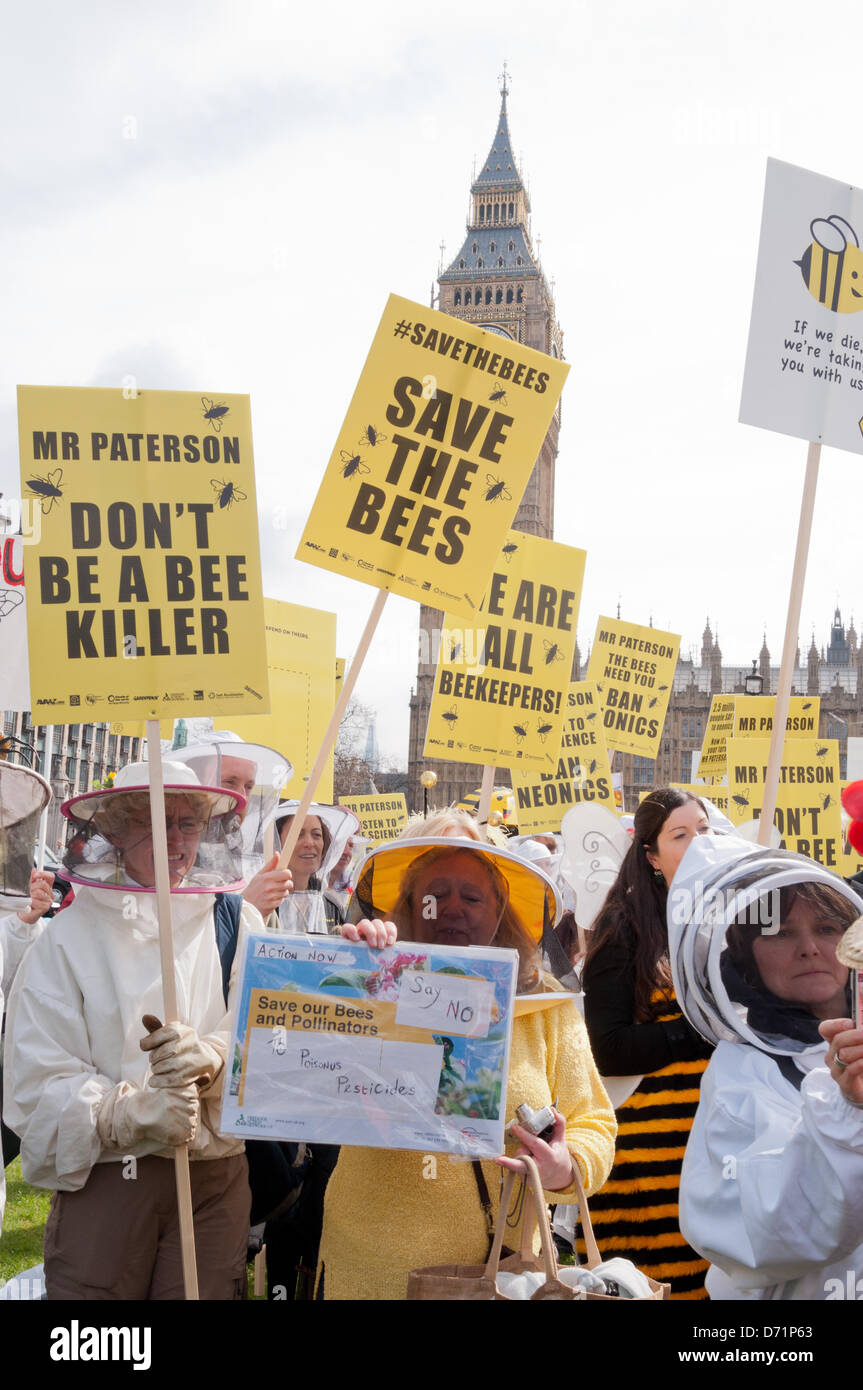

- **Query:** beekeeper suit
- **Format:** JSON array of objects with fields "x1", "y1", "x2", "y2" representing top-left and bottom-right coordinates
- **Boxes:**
[
  {"x1": 668, "y1": 834, "x2": 863, "y2": 1300},
  {"x1": 4, "y1": 760, "x2": 263, "y2": 1299}
]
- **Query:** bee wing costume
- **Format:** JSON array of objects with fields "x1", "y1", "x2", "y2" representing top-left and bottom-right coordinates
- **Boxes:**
[{"x1": 667, "y1": 834, "x2": 863, "y2": 1300}]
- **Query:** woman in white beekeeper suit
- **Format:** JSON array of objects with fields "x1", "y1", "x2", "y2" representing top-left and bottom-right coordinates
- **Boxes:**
[
  {"x1": 4, "y1": 760, "x2": 263, "y2": 1300},
  {"x1": 669, "y1": 833, "x2": 863, "y2": 1300},
  {"x1": 171, "y1": 732, "x2": 294, "y2": 920}
]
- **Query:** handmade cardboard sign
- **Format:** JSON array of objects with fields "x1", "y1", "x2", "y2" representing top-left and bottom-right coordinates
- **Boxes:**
[
  {"x1": 585, "y1": 617, "x2": 680, "y2": 759},
  {"x1": 423, "y1": 530, "x2": 584, "y2": 769},
  {"x1": 221, "y1": 933, "x2": 517, "y2": 1157},
  {"x1": 740, "y1": 157, "x2": 863, "y2": 455},
  {"x1": 18, "y1": 386, "x2": 268, "y2": 724},
  {"x1": 226, "y1": 597, "x2": 337, "y2": 801},
  {"x1": 297, "y1": 295, "x2": 569, "y2": 618},
  {"x1": 339, "y1": 793, "x2": 408, "y2": 845},
  {"x1": 511, "y1": 680, "x2": 615, "y2": 833},
  {"x1": 696, "y1": 695, "x2": 736, "y2": 782},
  {"x1": 725, "y1": 736, "x2": 842, "y2": 867},
  {"x1": 732, "y1": 694, "x2": 820, "y2": 739}
]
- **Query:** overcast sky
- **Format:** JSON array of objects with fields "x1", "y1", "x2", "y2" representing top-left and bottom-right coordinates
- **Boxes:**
[{"x1": 3, "y1": 0, "x2": 863, "y2": 761}]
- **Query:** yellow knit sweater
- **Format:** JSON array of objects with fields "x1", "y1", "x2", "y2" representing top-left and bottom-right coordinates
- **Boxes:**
[{"x1": 317, "y1": 982, "x2": 616, "y2": 1300}]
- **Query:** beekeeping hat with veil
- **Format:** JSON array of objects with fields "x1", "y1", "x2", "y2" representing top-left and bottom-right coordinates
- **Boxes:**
[
  {"x1": 667, "y1": 833, "x2": 863, "y2": 1059},
  {"x1": 0, "y1": 762, "x2": 51, "y2": 909},
  {"x1": 60, "y1": 760, "x2": 246, "y2": 892},
  {"x1": 171, "y1": 732, "x2": 293, "y2": 876}
]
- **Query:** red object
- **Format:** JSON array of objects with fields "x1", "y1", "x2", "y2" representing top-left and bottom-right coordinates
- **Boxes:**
[
  {"x1": 848, "y1": 819, "x2": 863, "y2": 856},
  {"x1": 842, "y1": 780, "x2": 863, "y2": 822}
]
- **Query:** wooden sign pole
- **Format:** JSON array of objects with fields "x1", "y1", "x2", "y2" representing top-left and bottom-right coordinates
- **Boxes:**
[
  {"x1": 146, "y1": 721, "x2": 199, "y2": 1301},
  {"x1": 278, "y1": 589, "x2": 389, "y2": 867},
  {"x1": 36, "y1": 725, "x2": 54, "y2": 871},
  {"x1": 476, "y1": 764, "x2": 495, "y2": 842},
  {"x1": 758, "y1": 443, "x2": 821, "y2": 847}
]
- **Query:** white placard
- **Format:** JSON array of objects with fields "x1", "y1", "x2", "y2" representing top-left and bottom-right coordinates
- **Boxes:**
[
  {"x1": 395, "y1": 968, "x2": 494, "y2": 1037},
  {"x1": 740, "y1": 157, "x2": 863, "y2": 455}
]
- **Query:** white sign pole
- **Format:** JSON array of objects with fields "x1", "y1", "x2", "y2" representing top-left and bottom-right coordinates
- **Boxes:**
[
  {"x1": 278, "y1": 590, "x2": 388, "y2": 868},
  {"x1": 476, "y1": 764, "x2": 495, "y2": 842},
  {"x1": 146, "y1": 720, "x2": 199, "y2": 1301},
  {"x1": 757, "y1": 444, "x2": 821, "y2": 846}
]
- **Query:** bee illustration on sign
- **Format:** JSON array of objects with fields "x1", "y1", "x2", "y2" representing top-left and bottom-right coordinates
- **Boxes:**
[
  {"x1": 339, "y1": 450, "x2": 370, "y2": 480},
  {"x1": 816, "y1": 744, "x2": 829, "y2": 757},
  {"x1": 483, "y1": 475, "x2": 511, "y2": 504},
  {"x1": 543, "y1": 640, "x2": 564, "y2": 666},
  {"x1": 512, "y1": 720, "x2": 529, "y2": 744},
  {"x1": 449, "y1": 640, "x2": 462, "y2": 662},
  {"x1": 501, "y1": 541, "x2": 519, "y2": 563},
  {"x1": 795, "y1": 215, "x2": 863, "y2": 314},
  {"x1": 0, "y1": 589, "x2": 24, "y2": 622},
  {"x1": 441, "y1": 705, "x2": 459, "y2": 729},
  {"x1": 536, "y1": 720, "x2": 554, "y2": 743},
  {"x1": 731, "y1": 791, "x2": 751, "y2": 812},
  {"x1": 359, "y1": 424, "x2": 387, "y2": 449},
  {"x1": 822, "y1": 792, "x2": 834, "y2": 811},
  {"x1": 488, "y1": 388, "x2": 508, "y2": 405},
  {"x1": 25, "y1": 468, "x2": 64, "y2": 514},
  {"x1": 202, "y1": 397, "x2": 230, "y2": 431},
  {"x1": 211, "y1": 479, "x2": 248, "y2": 510}
]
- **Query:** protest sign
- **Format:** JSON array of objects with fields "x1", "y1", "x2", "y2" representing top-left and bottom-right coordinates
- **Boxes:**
[
  {"x1": 669, "y1": 783, "x2": 730, "y2": 815},
  {"x1": 221, "y1": 933, "x2": 517, "y2": 1158},
  {"x1": 511, "y1": 680, "x2": 615, "y2": 833},
  {"x1": 585, "y1": 617, "x2": 680, "y2": 759},
  {"x1": 696, "y1": 695, "x2": 736, "y2": 782},
  {"x1": 0, "y1": 534, "x2": 29, "y2": 711},
  {"x1": 18, "y1": 386, "x2": 268, "y2": 724},
  {"x1": 109, "y1": 719, "x2": 173, "y2": 740},
  {"x1": 725, "y1": 736, "x2": 842, "y2": 867},
  {"x1": 225, "y1": 597, "x2": 337, "y2": 801},
  {"x1": 740, "y1": 158, "x2": 863, "y2": 456},
  {"x1": 732, "y1": 694, "x2": 820, "y2": 738},
  {"x1": 423, "y1": 530, "x2": 584, "y2": 770},
  {"x1": 339, "y1": 793, "x2": 407, "y2": 845},
  {"x1": 297, "y1": 294, "x2": 569, "y2": 619}
]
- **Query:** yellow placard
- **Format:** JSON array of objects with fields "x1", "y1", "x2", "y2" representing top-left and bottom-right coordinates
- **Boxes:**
[
  {"x1": 669, "y1": 782, "x2": 730, "y2": 815},
  {"x1": 511, "y1": 680, "x2": 615, "y2": 833},
  {"x1": 586, "y1": 616, "x2": 680, "y2": 759},
  {"x1": 339, "y1": 793, "x2": 408, "y2": 845},
  {"x1": 225, "y1": 597, "x2": 337, "y2": 802},
  {"x1": 19, "y1": 386, "x2": 268, "y2": 725},
  {"x1": 423, "y1": 531, "x2": 585, "y2": 769},
  {"x1": 297, "y1": 294, "x2": 569, "y2": 618},
  {"x1": 732, "y1": 695, "x2": 820, "y2": 739},
  {"x1": 109, "y1": 719, "x2": 174, "y2": 740},
  {"x1": 696, "y1": 695, "x2": 736, "y2": 781},
  {"x1": 725, "y1": 737, "x2": 842, "y2": 869}
]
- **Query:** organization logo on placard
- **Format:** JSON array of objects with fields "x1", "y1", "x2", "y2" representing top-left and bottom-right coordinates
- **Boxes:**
[
  {"x1": 107, "y1": 694, "x2": 129, "y2": 705},
  {"x1": 69, "y1": 694, "x2": 80, "y2": 706}
]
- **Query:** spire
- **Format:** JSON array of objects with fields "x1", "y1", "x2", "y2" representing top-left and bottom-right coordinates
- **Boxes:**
[
  {"x1": 701, "y1": 618, "x2": 713, "y2": 666},
  {"x1": 849, "y1": 614, "x2": 858, "y2": 651},
  {"x1": 472, "y1": 66, "x2": 523, "y2": 192},
  {"x1": 759, "y1": 632, "x2": 770, "y2": 692}
]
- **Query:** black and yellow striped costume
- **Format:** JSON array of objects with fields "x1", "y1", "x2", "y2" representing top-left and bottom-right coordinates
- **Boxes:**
[{"x1": 582, "y1": 944, "x2": 713, "y2": 1299}]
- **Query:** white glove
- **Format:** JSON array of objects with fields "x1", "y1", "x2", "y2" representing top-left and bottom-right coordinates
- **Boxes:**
[
  {"x1": 139, "y1": 1015, "x2": 224, "y2": 1090},
  {"x1": 97, "y1": 1082, "x2": 200, "y2": 1150}
]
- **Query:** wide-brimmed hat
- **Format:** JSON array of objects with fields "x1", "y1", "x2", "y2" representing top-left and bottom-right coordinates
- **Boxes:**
[
  {"x1": 0, "y1": 763, "x2": 52, "y2": 908},
  {"x1": 274, "y1": 800, "x2": 360, "y2": 878},
  {"x1": 353, "y1": 835, "x2": 560, "y2": 943},
  {"x1": 62, "y1": 760, "x2": 244, "y2": 823}
]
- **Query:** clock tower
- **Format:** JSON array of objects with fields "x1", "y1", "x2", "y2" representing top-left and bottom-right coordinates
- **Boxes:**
[{"x1": 407, "y1": 75, "x2": 564, "y2": 811}]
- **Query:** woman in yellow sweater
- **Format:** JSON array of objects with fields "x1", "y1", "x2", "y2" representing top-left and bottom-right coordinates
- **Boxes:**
[{"x1": 317, "y1": 837, "x2": 617, "y2": 1300}]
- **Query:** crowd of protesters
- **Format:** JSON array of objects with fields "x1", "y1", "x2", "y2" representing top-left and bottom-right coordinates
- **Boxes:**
[{"x1": 2, "y1": 738, "x2": 863, "y2": 1302}]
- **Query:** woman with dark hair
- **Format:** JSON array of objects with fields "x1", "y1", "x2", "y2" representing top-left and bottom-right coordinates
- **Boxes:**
[
  {"x1": 671, "y1": 836, "x2": 863, "y2": 1299},
  {"x1": 580, "y1": 787, "x2": 714, "y2": 1298}
]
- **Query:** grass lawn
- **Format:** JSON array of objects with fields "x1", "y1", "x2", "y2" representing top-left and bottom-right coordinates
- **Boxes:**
[
  {"x1": 1, "y1": 1159, "x2": 268, "y2": 1297},
  {"x1": 1, "y1": 1158, "x2": 49, "y2": 1283}
]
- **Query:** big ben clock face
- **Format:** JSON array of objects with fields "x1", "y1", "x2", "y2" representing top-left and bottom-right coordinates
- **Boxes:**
[{"x1": 480, "y1": 323, "x2": 514, "y2": 339}]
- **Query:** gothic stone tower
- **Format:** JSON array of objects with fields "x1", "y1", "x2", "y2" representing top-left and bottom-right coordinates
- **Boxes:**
[{"x1": 407, "y1": 79, "x2": 564, "y2": 812}]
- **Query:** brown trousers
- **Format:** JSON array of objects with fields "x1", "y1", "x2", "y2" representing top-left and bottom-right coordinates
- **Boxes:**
[{"x1": 44, "y1": 1153, "x2": 250, "y2": 1300}]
